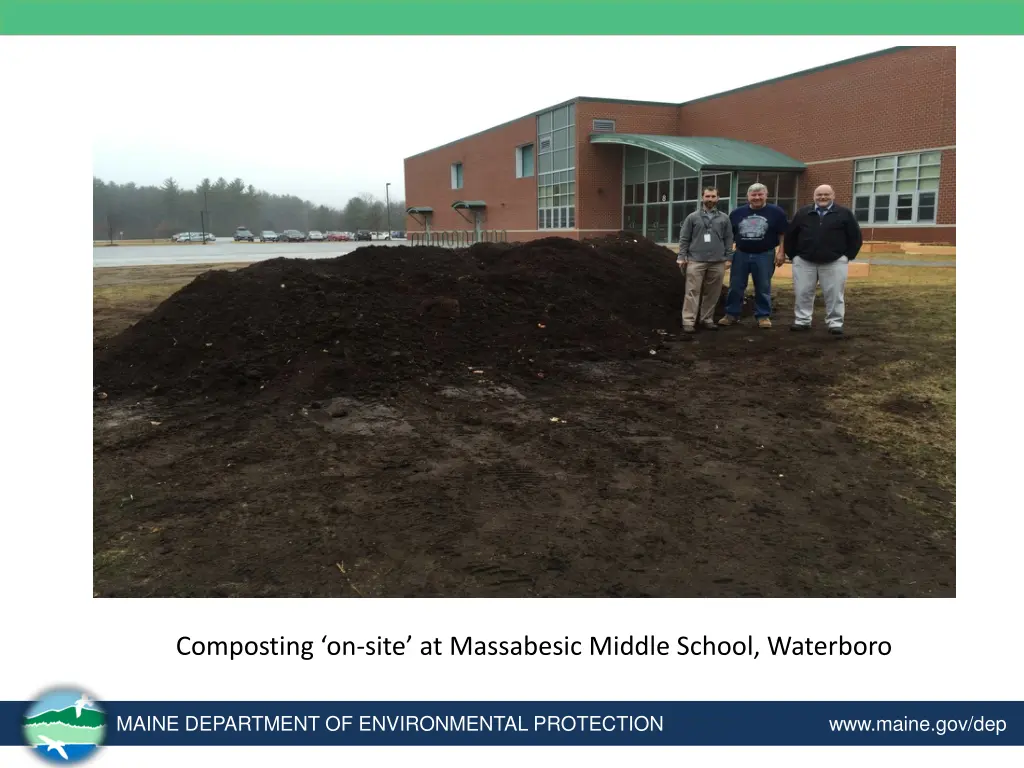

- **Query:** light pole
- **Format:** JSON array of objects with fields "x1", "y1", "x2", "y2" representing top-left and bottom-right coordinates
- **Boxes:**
[
  {"x1": 385, "y1": 182, "x2": 392, "y2": 240},
  {"x1": 202, "y1": 187, "x2": 209, "y2": 245}
]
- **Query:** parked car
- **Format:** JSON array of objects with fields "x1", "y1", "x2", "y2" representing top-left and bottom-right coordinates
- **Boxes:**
[
  {"x1": 234, "y1": 227, "x2": 255, "y2": 242},
  {"x1": 327, "y1": 231, "x2": 351, "y2": 241},
  {"x1": 355, "y1": 230, "x2": 373, "y2": 241},
  {"x1": 177, "y1": 232, "x2": 216, "y2": 242},
  {"x1": 279, "y1": 229, "x2": 305, "y2": 242},
  {"x1": 308, "y1": 230, "x2": 325, "y2": 242},
  {"x1": 391, "y1": 231, "x2": 406, "y2": 240},
  {"x1": 260, "y1": 230, "x2": 278, "y2": 242}
]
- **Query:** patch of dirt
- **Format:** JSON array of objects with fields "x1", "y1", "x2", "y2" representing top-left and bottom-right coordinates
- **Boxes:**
[
  {"x1": 93, "y1": 235, "x2": 955, "y2": 597},
  {"x1": 881, "y1": 394, "x2": 937, "y2": 416}
]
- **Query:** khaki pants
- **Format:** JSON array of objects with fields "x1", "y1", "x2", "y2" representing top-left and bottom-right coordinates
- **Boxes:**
[{"x1": 681, "y1": 260, "x2": 726, "y2": 328}]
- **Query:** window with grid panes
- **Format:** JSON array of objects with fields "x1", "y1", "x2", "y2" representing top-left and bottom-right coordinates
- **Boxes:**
[
  {"x1": 700, "y1": 172, "x2": 733, "y2": 214},
  {"x1": 536, "y1": 104, "x2": 576, "y2": 230},
  {"x1": 852, "y1": 151, "x2": 941, "y2": 225},
  {"x1": 735, "y1": 171, "x2": 800, "y2": 218},
  {"x1": 622, "y1": 150, "x2": 705, "y2": 242}
]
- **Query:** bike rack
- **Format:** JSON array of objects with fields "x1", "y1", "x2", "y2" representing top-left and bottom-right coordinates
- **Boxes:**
[{"x1": 408, "y1": 230, "x2": 508, "y2": 248}]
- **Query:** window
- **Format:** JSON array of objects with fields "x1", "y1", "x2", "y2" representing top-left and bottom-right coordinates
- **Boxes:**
[
  {"x1": 670, "y1": 202, "x2": 698, "y2": 241},
  {"x1": 536, "y1": 106, "x2": 576, "y2": 229},
  {"x1": 516, "y1": 144, "x2": 534, "y2": 178},
  {"x1": 701, "y1": 172, "x2": 733, "y2": 214},
  {"x1": 451, "y1": 162, "x2": 463, "y2": 190},
  {"x1": 852, "y1": 151, "x2": 941, "y2": 224},
  {"x1": 854, "y1": 195, "x2": 870, "y2": 223},
  {"x1": 646, "y1": 202, "x2": 668, "y2": 243},
  {"x1": 736, "y1": 171, "x2": 800, "y2": 218},
  {"x1": 918, "y1": 192, "x2": 937, "y2": 222},
  {"x1": 622, "y1": 148, "x2": 708, "y2": 242},
  {"x1": 623, "y1": 206, "x2": 644, "y2": 233}
]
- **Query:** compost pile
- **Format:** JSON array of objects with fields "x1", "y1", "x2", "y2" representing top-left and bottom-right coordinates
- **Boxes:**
[{"x1": 94, "y1": 234, "x2": 686, "y2": 402}]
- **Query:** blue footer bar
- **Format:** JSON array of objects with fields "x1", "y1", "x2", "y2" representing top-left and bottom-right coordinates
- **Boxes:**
[{"x1": 5, "y1": 702, "x2": 1021, "y2": 746}]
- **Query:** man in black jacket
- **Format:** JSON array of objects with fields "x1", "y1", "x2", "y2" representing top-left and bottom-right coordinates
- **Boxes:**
[{"x1": 783, "y1": 185, "x2": 863, "y2": 336}]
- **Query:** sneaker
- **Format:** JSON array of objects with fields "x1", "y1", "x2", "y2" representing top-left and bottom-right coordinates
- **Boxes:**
[
  {"x1": 828, "y1": 327, "x2": 844, "y2": 336},
  {"x1": 700, "y1": 322, "x2": 718, "y2": 331},
  {"x1": 718, "y1": 315, "x2": 739, "y2": 327},
  {"x1": 757, "y1": 317, "x2": 772, "y2": 329},
  {"x1": 790, "y1": 324, "x2": 811, "y2": 332},
  {"x1": 682, "y1": 326, "x2": 696, "y2": 334}
]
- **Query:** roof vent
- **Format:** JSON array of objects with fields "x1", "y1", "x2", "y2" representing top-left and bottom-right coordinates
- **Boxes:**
[
  {"x1": 539, "y1": 136, "x2": 552, "y2": 151},
  {"x1": 592, "y1": 119, "x2": 616, "y2": 133}
]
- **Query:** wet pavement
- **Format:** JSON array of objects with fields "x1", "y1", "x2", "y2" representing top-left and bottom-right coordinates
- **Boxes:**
[{"x1": 865, "y1": 258, "x2": 956, "y2": 267}]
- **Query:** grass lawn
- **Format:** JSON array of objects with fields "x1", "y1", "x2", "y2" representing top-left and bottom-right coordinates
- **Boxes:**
[{"x1": 789, "y1": 265, "x2": 954, "y2": 495}]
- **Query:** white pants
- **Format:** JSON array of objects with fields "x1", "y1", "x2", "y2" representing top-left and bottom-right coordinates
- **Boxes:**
[{"x1": 792, "y1": 256, "x2": 849, "y2": 329}]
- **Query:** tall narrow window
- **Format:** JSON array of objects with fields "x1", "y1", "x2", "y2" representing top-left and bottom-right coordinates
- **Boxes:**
[
  {"x1": 536, "y1": 106, "x2": 575, "y2": 229},
  {"x1": 516, "y1": 144, "x2": 534, "y2": 178}
]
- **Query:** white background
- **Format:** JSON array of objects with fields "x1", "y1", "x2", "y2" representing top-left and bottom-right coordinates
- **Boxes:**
[
  {"x1": 0, "y1": 35, "x2": 1017, "y2": 767},
  {"x1": 84, "y1": 37, "x2": 891, "y2": 205}
]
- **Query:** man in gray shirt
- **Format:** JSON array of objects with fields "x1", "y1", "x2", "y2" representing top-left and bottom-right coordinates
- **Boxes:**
[{"x1": 677, "y1": 186, "x2": 734, "y2": 332}]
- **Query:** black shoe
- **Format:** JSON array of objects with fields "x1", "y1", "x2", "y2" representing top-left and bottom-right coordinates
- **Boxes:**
[
  {"x1": 790, "y1": 324, "x2": 811, "y2": 332},
  {"x1": 700, "y1": 322, "x2": 718, "y2": 331},
  {"x1": 828, "y1": 327, "x2": 844, "y2": 336}
]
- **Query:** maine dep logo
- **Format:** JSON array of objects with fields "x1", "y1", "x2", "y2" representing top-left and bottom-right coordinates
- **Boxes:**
[{"x1": 23, "y1": 689, "x2": 105, "y2": 762}]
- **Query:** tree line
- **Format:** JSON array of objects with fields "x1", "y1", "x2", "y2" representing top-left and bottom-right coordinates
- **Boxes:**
[{"x1": 93, "y1": 176, "x2": 406, "y2": 240}]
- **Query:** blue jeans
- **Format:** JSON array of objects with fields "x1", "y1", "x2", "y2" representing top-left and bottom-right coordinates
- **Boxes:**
[{"x1": 726, "y1": 250, "x2": 776, "y2": 319}]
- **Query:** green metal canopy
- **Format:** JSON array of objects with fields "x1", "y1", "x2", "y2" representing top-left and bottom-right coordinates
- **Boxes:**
[
  {"x1": 451, "y1": 200, "x2": 487, "y2": 210},
  {"x1": 406, "y1": 206, "x2": 434, "y2": 214},
  {"x1": 589, "y1": 133, "x2": 806, "y2": 171}
]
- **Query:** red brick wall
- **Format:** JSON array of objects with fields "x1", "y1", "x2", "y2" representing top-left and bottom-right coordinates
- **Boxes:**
[
  {"x1": 801, "y1": 160, "x2": 852, "y2": 213},
  {"x1": 938, "y1": 147, "x2": 955, "y2": 225},
  {"x1": 679, "y1": 47, "x2": 955, "y2": 162},
  {"x1": 860, "y1": 227, "x2": 954, "y2": 245},
  {"x1": 403, "y1": 115, "x2": 538, "y2": 233},
  {"x1": 575, "y1": 101, "x2": 681, "y2": 231}
]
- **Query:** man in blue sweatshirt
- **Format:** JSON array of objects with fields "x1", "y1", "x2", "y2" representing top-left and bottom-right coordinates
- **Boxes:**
[{"x1": 720, "y1": 183, "x2": 789, "y2": 329}]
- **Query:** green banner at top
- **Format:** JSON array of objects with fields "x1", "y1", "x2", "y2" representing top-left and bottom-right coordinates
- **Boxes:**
[{"x1": 0, "y1": 0, "x2": 1021, "y2": 34}]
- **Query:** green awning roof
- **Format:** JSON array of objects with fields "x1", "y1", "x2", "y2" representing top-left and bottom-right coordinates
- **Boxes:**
[
  {"x1": 406, "y1": 206, "x2": 433, "y2": 214},
  {"x1": 452, "y1": 200, "x2": 486, "y2": 210},
  {"x1": 589, "y1": 133, "x2": 806, "y2": 171}
]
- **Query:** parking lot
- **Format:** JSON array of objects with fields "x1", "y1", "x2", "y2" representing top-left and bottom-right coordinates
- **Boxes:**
[{"x1": 93, "y1": 239, "x2": 405, "y2": 268}]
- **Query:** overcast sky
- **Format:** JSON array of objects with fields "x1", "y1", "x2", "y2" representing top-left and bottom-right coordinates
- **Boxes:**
[{"x1": 91, "y1": 37, "x2": 898, "y2": 208}]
